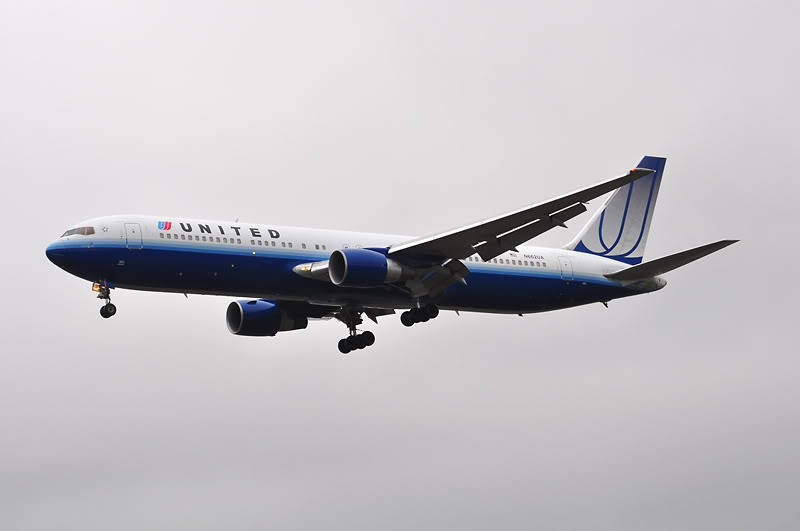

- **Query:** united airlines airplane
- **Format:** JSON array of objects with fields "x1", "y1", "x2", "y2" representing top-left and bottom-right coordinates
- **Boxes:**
[{"x1": 46, "y1": 157, "x2": 736, "y2": 353}]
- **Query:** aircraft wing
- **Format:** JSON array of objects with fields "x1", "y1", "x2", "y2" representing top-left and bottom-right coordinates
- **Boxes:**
[{"x1": 388, "y1": 168, "x2": 655, "y2": 262}]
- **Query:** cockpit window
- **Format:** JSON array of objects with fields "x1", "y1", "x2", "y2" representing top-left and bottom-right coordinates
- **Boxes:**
[{"x1": 61, "y1": 227, "x2": 95, "y2": 237}]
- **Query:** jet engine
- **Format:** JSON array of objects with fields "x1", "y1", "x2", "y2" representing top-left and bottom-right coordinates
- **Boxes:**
[
  {"x1": 226, "y1": 300, "x2": 308, "y2": 336},
  {"x1": 328, "y1": 248, "x2": 412, "y2": 287}
]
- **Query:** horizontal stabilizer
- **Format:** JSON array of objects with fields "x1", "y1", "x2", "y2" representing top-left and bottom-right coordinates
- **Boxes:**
[{"x1": 604, "y1": 240, "x2": 738, "y2": 281}]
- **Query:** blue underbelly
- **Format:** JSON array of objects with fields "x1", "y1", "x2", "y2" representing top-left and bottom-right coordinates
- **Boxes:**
[{"x1": 50, "y1": 243, "x2": 634, "y2": 313}]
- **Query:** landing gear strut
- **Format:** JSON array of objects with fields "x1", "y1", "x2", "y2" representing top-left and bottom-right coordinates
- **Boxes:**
[
  {"x1": 94, "y1": 283, "x2": 117, "y2": 319},
  {"x1": 401, "y1": 303, "x2": 439, "y2": 327},
  {"x1": 335, "y1": 306, "x2": 376, "y2": 354}
]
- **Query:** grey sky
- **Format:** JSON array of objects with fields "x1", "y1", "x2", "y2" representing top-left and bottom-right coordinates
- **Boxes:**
[{"x1": 1, "y1": 1, "x2": 798, "y2": 529}]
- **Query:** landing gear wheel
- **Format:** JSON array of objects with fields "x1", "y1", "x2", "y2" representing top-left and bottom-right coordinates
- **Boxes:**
[
  {"x1": 338, "y1": 338, "x2": 351, "y2": 354},
  {"x1": 105, "y1": 303, "x2": 117, "y2": 317},
  {"x1": 362, "y1": 331, "x2": 375, "y2": 346},
  {"x1": 100, "y1": 305, "x2": 112, "y2": 319},
  {"x1": 401, "y1": 311, "x2": 415, "y2": 327},
  {"x1": 425, "y1": 304, "x2": 439, "y2": 319},
  {"x1": 346, "y1": 335, "x2": 360, "y2": 351}
]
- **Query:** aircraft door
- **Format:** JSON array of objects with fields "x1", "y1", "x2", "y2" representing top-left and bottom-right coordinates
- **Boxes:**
[
  {"x1": 558, "y1": 255, "x2": 574, "y2": 281},
  {"x1": 125, "y1": 223, "x2": 143, "y2": 249}
]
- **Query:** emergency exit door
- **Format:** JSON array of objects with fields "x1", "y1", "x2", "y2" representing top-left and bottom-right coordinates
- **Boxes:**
[
  {"x1": 558, "y1": 255, "x2": 573, "y2": 281},
  {"x1": 125, "y1": 223, "x2": 143, "y2": 249}
]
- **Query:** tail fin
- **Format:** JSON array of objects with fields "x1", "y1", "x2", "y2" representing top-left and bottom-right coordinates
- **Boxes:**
[{"x1": 566, "y1": 156, "x2": 666, "y2": 265}]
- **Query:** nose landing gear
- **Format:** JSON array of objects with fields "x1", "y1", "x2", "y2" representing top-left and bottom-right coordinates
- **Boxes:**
[
  {"x1": 93, "y1": 282, "x2": 117, "y2": 319},
  {"x1": 401, "y1": 303, "x2": 439, "y2": 327},
  {"x1": 99, "y1": 303, "x2": 117, "y2": 318}
]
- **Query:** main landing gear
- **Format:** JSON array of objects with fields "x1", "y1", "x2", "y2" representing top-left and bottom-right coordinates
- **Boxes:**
[
  {"x1": 93, "y1": 283, "x2": 117, "y2": 319},
  {"x1": 335, "y1": 306, "x2": 376, "y2": 354},
  {"x1": 400, "y1": 303, "x2": 439, "y2": 327},
  {"x1": 337, "y1": 331, "x2": 375, "y2": 354}
]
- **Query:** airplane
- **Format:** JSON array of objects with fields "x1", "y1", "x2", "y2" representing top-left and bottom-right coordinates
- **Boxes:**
[{"x1": 46, "y1": 156, "x2": 737, "y2": 353}]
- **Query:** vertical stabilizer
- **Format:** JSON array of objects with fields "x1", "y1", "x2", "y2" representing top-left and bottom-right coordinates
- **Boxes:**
[{"x1": 565, "y1": 156, "x2": 665, "y2": 265}]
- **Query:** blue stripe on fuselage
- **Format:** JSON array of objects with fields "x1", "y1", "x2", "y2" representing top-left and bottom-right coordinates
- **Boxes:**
[{"x1": 46, "y1": 240, "x2": 638, "y2": 313}]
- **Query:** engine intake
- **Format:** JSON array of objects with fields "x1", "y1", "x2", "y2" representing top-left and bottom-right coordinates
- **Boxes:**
[
  {"x1": 226, "y1": 300, "x2": 308, "y2": 336},
  {"x1": 328, "y1": 248, "x2": 411, "y2": 287}
]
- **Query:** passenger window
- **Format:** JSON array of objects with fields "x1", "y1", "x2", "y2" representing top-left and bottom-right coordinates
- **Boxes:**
[
  {"x1": 322, "y1": 245, "x2": 326, "y2": 250},
  {"x1": 315, "y1": 244, "x2": 319, "y2": 250},
  {"x1": 271, "y1": 241, "x2": 275, "y2": 247},
  {"x1": 167, "y1": 234, "x2": 172, "y2": 239},
  {"x1": 302, "y1": 243, "x2": 306, "y2": 249},
  {"x1": 237, "y1": 239, "x2": 241, "y2": 244},
  {"x1": 288, "y1": 243, "x2": 293, "y2": 248},
  {"x1": 202, "y1": 236, "x2": 206, "y2": 241},
  {"x1": 257, "y1": 240, "x2": 262, "y2": 246},
  {"x1": 512, "y1": 260, "x2": 516, "y2": 265},
  {"x1": 281, "y1": 242, "x2": 286, "y2": 247},
  {"x1": 542, "y1": 262, "x2": 546, "y2": 267},
  {"x1": 160, "y1": 233, "x2": 164, "y2": 239},
  {"x1": 223, "y1": 238, "x2": 228, "y2": 243},
  {"x1": 251, "y1": 239, "x2": 255, "y2": 245}
]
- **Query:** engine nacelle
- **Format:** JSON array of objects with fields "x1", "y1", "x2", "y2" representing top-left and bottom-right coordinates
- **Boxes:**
[
  {"x1": 328, "y1": 248, "x2": 411, "y2": 287},
  {"x1": 226, "y1": 300, "x2": 308, "y2": 336}
]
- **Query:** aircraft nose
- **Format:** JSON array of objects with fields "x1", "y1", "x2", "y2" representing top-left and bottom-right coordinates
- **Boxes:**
[{"x1": 45, "y1": 242, "x2": 65, "y2": 266}]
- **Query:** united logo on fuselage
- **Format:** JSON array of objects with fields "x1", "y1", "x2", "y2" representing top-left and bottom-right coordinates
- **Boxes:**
[{"x1": 157, "y1": 220, "x2": 281, "y2": 239}]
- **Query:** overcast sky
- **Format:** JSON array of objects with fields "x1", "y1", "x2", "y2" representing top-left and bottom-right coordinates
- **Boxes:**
[{"x1": 1, "y1": 1, "x2": 798, "y2": 529}]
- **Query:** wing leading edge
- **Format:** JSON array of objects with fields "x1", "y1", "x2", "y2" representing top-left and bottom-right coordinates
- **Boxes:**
[{"x1": 388, "y1": 167, "x2": 655, "y2": 261}]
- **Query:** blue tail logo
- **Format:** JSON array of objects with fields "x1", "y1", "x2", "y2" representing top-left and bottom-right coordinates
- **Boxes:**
[{"x1": 567, "y1": 156, "x2": 666, "y2": 265}]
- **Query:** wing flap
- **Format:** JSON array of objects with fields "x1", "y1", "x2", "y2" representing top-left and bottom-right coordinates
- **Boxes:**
[{"x1": 474, "y1": 203, "x2": 587, "y2": 261}]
